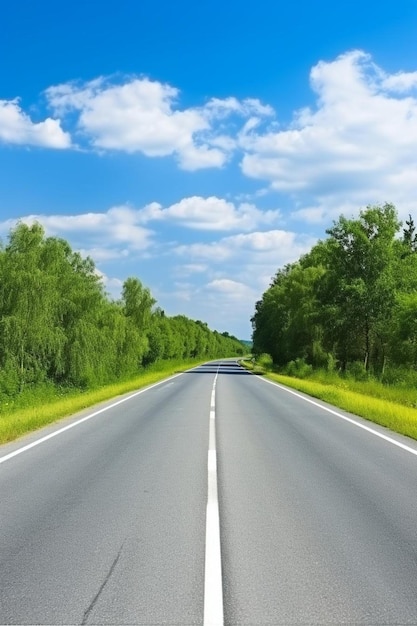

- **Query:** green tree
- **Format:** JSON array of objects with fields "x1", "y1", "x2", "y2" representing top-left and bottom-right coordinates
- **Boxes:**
[
  {"x1": 323, "y1": 203, "x2": 400, "y2": 371},
  {"x1": 122, "y1": 278, "x2": 156, "y2": 330},
  {"x1": 0, "y1": 223, "x2": 66, "y2": 389},
  {"x1": 251, "y1": 204, "x2": 409, "y2": 375}
]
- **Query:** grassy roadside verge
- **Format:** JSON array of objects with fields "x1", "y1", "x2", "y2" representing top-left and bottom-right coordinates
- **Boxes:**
[
  {"x1": 240, "y1": 359, "x2": 417, "y2": 441},
  {"x1": 0, "y1": 359, "x2": 205, "y2": 446}
]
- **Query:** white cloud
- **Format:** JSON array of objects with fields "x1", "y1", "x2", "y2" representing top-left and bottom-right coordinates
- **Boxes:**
[
  {"x1": 46, "y1": 77, "x2": 223, "y2": 169},
  {"x1": 290, "y1": 206, "x2": 326, "y2": 224},
  {"x1": 46, "y1": 78, "x2": 226, "y2": 169},
  {"x1": 94, "y1": 269, "x2": 124, "y2": 299},
  {"x1": 157, "y1": 276, "x2": 260, "y2": 338},
  {"x1": 175, "y1": 263, "x2": 208, "y2": 276},
  {"x1": 206, "y1": 278, "x2": 257, "y2": 300},
  {"x1": 204, "y1": 96, "x2": 274, "y2": 119},
  {"x1": 381, "y1": 71, "x2": 417, "y2": 93},
  {"x1": 0, "y1": 196, "x2": 282, "y2": 264},
  {"x1": 177, "y1": 143, "x2": 226, "y2": 170},
  {"x1": 240, "y1": 50, "x2": 417, "y2": 223},
  {"x1": 0, "y1": 206, "x2": 153, "y2": 254},
  {"x1": 140, "y1": 196, "x2": 280, "y2": 231},
  {"x1": 175, "y1": 229, "x2": 315, "y2": 266},
  {"x1": 0, "y1": 98, "x2": 71, "y2": 148},
  {"x1": 77, "y1": 247, "x2": 130, "y2": 262},
  {"x1": 203, "y1": 278, "x2": 259, "y2": 330},
  {"x1": 45, "y1": 77, "x2": 273, "y2": 170},
  {"x1": 167, "y1": 228, "x2": 316, "y2": 337}
]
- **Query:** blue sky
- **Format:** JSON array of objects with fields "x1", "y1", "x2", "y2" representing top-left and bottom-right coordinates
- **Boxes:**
[{"x1": 1, "y1": 0, "x2": 417, "y2": 339}]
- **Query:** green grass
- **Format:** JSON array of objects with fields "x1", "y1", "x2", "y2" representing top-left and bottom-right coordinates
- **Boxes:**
[
  {"x1": 269, "y1": 374, "x2": 417, "y2": 440},
  {"x1": 5, "y1": 356, "x2": 417, "y2": 446},
  {"x1": 306, "y1": 368, "x2": 417, "y2": 408},
  {"x1": 239, "y1": 358, "x2": 417, "y2": 440},
  {"x1": 0, "y1": 359, "x2": 205, "y2": 445}
]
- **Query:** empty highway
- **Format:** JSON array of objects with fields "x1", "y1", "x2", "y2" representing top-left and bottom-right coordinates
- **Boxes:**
[{"x1": 1, "y1": 360, "x2": 417, "y2": 624}]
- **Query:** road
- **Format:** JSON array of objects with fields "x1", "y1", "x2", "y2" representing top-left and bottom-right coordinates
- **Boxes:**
[{"x1": 1, "y1": 360, "x2": 417, "y2": 624}]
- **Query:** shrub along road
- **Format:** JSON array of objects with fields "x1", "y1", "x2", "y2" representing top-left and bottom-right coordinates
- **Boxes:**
[{"x1": 1, "y1": 361, "x2": 417, "y2": 624}]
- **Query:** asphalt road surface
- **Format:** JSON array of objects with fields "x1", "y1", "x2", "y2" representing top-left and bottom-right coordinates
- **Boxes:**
[{"x1": 2, "y1": 360, "x2": 417, "y2": 624}]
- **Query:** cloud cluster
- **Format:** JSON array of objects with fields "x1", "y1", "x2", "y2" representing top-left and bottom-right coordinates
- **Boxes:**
[
  {"x1": 4, "y1": 51, "x2": 417, "y2": 206},
  {"x1": 0, "y1": 195, "x2": 284, "y2": 264},
  {"x1": 3, "y1": 50, "x2": 417, "y2": 335},
  {"x1": 140, "y1": 196, "x2": 280, "y2": 231},
  {"x1": 240, "y1": 50, "x2": 417, "y2": 222},
  {"x1": 173, "y1": 228, "x2": 316, "y2": 320},
  {"x1": 0, "y1": 196, "x2": 280, "y2": 252},
  {"x1": 0, "y1": 206, "x2": 153, "y2": 261},
  {"x1": 167, "y1": 229, "x2": 315, "y2": 336},
  {"x1": 0, "y1": 98, "x2": 70, "y2": 148},
  {"x1": 45, "y1": 77, "x2": 272, "y2": 170},
  {"x1": 175, "y1": 229, "x2": 314, "y2": 271}
]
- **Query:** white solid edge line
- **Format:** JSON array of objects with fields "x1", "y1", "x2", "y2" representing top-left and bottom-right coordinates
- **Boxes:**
[
  {"x1": 204, "y1": 370, "x2": 224, "y2": 626},
  {"x1": 253, "y1": 370, "x2": 417, "y2": 458},
  {"x1": 0, "y1": 371, "x2": 187, "y2": 465}
]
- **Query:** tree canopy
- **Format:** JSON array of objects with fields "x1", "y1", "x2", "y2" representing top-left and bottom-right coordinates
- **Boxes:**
[
  {"x1": 0, "y1": 222, "x2": 244, "y2": 397},
  {"x1": 251, "y1": 204, "x2": 417, "y2": 375}
]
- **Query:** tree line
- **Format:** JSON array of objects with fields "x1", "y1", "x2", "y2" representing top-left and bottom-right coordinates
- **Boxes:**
[
  {"x1": 251, "y1": 204, "x2": 417, "y2": 379},
  {"x1": 0, "y1": 222, "x2": 244, "y2": 396}
]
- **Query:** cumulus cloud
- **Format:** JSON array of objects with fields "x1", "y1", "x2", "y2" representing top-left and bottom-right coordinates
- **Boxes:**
[
  {"x1": 139, "y1": 196, "x2": 280, "y2": 231},
  {"x1": 206, "y1": 278, "x2": 257, "y2": 300},
  {"x1": 158, "y1": 275, "x2": 263, "y2": 337},
  {"x1": 203, "y1": 278, "x2": 259, "y2": 326},
  {"x1": 0, "y1": 206, "x2": 153, "y2": 254},
  {"x1": 0, "y1": 98, "x2": 71, "y2": 148},
  {"x1": 45, "y1": 77, "x2": 273, "y2": 170},
  {"x1": 168, "y1": 228, "x2": 316, "y2": 336},
  {"x1": 381, "y1": 71, "x2": 417, "y2": 93},
  {"x1": 203, "y1": 96, "x2": 274, "y2": 120},
  {"x1": 0, "y1": 195, "x2": 280, "y2": 263},
  {"x1": 240, "y1": 50, "x2": 417, "y2": 223},
  {"x1": 175, "y1": 229, "x2": 315, "y2": 268},
  {"x1": 175, "y1": 263, "x2": 208, "y2": 276}
]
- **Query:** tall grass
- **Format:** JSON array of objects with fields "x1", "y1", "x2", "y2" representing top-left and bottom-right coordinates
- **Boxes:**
[
  {"x1": 268, "y1": 373, "x2": 417, "y2": 440},
  {"x1": 308, "y1": 368, "x2": 417, "y2": 408},
  {"x1": 0, "y1": 359, "x2": 203, "y2": 445},
  {"x1": 241, "y1": 357, "x2": 417, "y2": 441}
]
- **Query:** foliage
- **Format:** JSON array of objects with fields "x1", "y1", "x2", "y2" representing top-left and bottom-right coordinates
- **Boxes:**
[
  {"x1": 251, "y1": 203, "x2": 417, "y2": 378},
  {"x1": 0, "y1": 222, "x2": 245, "y2": 403},
  {"x1": 257, "y1": 353, "x2": 273, "y2": 369},
  {"x1": 283, "y1": 358, "x2": 313, "y2": 379},
  {"x1": 0, "y1": 358, "x2": 209, "y2": 444}
]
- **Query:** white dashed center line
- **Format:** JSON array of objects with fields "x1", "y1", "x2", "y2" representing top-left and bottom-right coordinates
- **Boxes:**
[{"x1": 203, "y1": 369, "x2": 224, "y2": 626}]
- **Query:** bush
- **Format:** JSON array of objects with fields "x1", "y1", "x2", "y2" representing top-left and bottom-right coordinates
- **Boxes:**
[
  {"x1": 256, "y1": 353, "x2": 273, "y2": 370},
  {"x1": 344, "y1": 361, "x2": 369, "y2": 382},
  {"x1": 311, "y1": 340, "x2": 329, "y2": 368},
  {"x1": 326, "y1": 352, "x2": 337, "y2": 372},
  {"x1": 0, "y1": 358, "x2": 20, "y2": 396},
  {"x1": 381, "y1": 365, "x2": 417, "y2": 387},
  {"x1": 284, "y1": 358, "x2": 313, "y2": 379}
]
